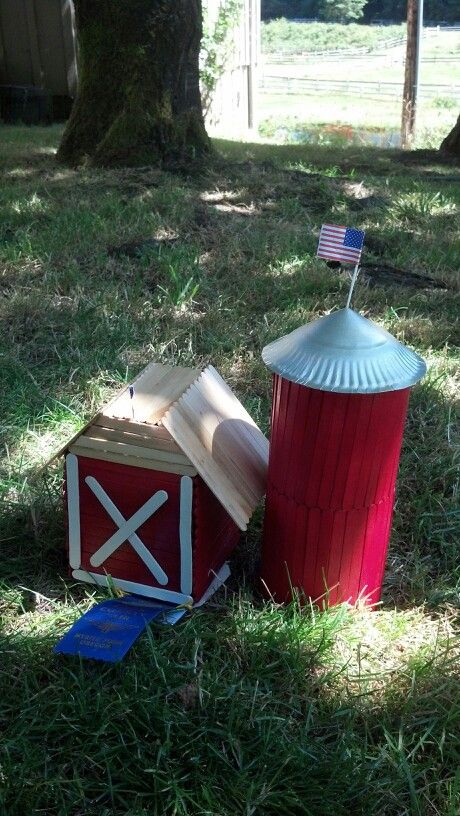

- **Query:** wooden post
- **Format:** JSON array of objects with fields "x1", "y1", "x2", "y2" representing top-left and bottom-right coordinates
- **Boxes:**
[{"x1": 401, "y1": 0, "x2": 423, "y2": 149}]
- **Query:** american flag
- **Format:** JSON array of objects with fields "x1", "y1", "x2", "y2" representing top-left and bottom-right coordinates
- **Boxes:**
[{"x1": 317, "y1": 224, "x2": 365, "y2": 265}]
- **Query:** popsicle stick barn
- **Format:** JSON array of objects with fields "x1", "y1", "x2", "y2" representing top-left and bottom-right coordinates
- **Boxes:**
[
  {"x1": 49, "y1": 363, "x2": 269, "y2": 606},
  {"x1": 47, "y1": 303, "x2": 426, "y2": 609}
]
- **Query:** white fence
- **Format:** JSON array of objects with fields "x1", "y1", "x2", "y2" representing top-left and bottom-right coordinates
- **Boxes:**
[
  {"x1": 266, "y1": 37, "x2": 406, "y2": 61},
  {"x1": 260, "y1": 75, "x2": 460, "y2": 100}
]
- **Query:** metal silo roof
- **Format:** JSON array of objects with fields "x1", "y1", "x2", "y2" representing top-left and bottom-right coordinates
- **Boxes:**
[{"x1": 262, "y1": 308, "x2": 427, "y2": 394}]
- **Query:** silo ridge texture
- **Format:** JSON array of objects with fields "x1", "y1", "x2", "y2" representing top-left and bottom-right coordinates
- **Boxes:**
[{"x1": 261, "y1": 308, "x2": 426, "y2": 607}]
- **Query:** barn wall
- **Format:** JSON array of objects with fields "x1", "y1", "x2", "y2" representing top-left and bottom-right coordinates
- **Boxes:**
[
  {"x1": 0, "y1": 0, "x2": 258, "y2": 132},
  {"x1": 203, "y1": 0, "x2": 260, "y2": 135},
  {"x1": 0, "y1": 0, "x2": 76, "y2": 96}
]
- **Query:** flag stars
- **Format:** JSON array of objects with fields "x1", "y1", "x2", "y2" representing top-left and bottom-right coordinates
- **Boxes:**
[{"x1": 344, "y1": 228, "x2": 365, "y2": 249}]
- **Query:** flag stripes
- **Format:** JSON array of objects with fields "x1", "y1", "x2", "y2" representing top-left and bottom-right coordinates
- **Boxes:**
[{"x1": 317, "y1": 224, "x2": 365, "y2": 265}]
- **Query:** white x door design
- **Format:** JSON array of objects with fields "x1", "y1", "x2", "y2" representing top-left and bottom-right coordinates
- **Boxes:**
[
  {"x1": 86, "y1": 477, "x2": 169, "y2": 583},
  {"x1": 66, "y1": 453, "x2": 193, "y2": 605}
]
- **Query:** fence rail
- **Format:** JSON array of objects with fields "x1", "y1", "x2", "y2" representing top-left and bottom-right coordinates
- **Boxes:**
[
  {"x1": 263, "y1": 27, "x2": 460, "y2": 62},
  {"x1": 264, "y1": 37, "x2": 407, "y2": 61},
  {"x1": 264, "y1": 53, "x2": 458, "y2": 64},
  {"x1": 260, "y1": 75, "x2": 460, "y2": 100}
]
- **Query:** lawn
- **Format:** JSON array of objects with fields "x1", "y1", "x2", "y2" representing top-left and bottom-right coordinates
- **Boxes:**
[
  {"x1": 258, "y1": 26, "x2": 460, "y2": 148},
  {"x1": 0, "y1": 125, "x2": 459, "y2": 816},
  {"x1": 257, "y1": 94, "x2": 458, "y2": 148},
  {"x1": 261, "y1": 20, "x2": 407, "y2": 55}
]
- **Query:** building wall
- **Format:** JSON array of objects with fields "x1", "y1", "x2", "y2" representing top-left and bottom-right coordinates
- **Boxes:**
[
  {"x1": 204, "y1": 0, "x2": 261, "y2": 135},
  {"x1": 0, "y1": 0, "x2": 259, "y2": 132},
  {"x1": 0, "y1": 0, "x2": 76, "y2": 95}
]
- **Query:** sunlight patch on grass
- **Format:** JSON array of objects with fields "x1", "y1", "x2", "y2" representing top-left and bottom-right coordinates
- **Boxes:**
[
  {"x1": 0, "y1": 125, "x2": 459, "y2": 816},
  {"x1": 10, "y1": 192, "x2": 49, "y2": 216}
]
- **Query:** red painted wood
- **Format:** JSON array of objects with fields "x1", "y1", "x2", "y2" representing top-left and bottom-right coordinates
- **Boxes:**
[
  {"x1": 66, "y1": 456, "x2": 240, "y2": 601},
  {"x1": 281, "y1": 382, "x2": 299, "y2": 495},
  {"x1": 337, "y1": 507, "x2": 367, "y2": 603},
  {"x1": 341, "y1": 395, "x2": 376, "y2": 510},
  {"x1": 80, "y1": 547, "x2": 181, "y2": 586},
  {"x1": 358, "y1": 498, "x2": 395, "y2": 604},
  {"x1": 303, "y1": 505, "x2": 321, "y2": 597},
  {"x1": 310, "y1": 509, "x2": 335, "y2": 601},
  {"x1": 70, "y1": 456, "x2": 183, "y2": 592},
  {"x1": 316, "y1": 394, "x2": 350, "y2": 508},
  {"x1": 192, "y1": 475, "x2": 239, "y2": 599},
  {"x1": 325, "y1": 508, "x2": 348, "y2": 606},
  {"x1": 291, "y1": 384, "x2": 312, "y2": 502},
  {"x1": 292, "y1": 499, "x2": 308, "y2": 592},
  {"x1": 374, "y1": 496, "x2": 397, "y2": 601},
  {"x1": 80, "y1": 540, "x2": 181, "y2": 572},
  {"x1": 78, "y1": 514, "x2": 184, "y2": 553},
  {"x1": 294, "y1": 388, "x2": 324, "y2": 504},
  {"x1": 261, "y1": 377, "x2": 410, "y2": 606}
]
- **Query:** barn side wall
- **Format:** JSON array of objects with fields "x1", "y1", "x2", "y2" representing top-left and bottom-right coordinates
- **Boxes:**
[
  {"x1": 0, "y1": 0, "x2": 259, "y2": 131},
  {"x1": 0, "y1": 0, "x2": 77, "y2": 96},
  {"x1": 204, "y1": 0, "x2": 260, "y2": 136}
]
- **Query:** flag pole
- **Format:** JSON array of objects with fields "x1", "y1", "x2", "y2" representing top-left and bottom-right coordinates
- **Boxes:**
[{"x1": 346, "y1": 263, "x2": 360, "y2": 309}]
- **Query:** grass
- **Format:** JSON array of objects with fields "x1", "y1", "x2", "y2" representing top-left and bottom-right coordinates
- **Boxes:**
[
  {"x1": 261, "y1": 20, "x2": 407, "y2": 54},
  {"x1": 262, "y1": 55, "x2": 460, "y2": 86},
  {"x1": 0, "y1": 125, "x2": 459, "y2": 815},
  {"x1": 257, "y1": 98, "x2": 457, "y2": 149},
  {"x1": 258, "y1": 28, "x2": 460, "y2": 148}
]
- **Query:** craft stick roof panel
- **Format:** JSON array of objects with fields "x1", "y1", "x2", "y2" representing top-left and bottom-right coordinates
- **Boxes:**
[
  {"x1": 39, "y1": 362, "x2": 269, "y2": 528},
  {"x1": 107, "y1": 363, "x2": 200, "y2": 423},
  {"x1": 40, "y1": 363, "x2": 199, "y2": 469},
  {"x1": 163, "y1": 365, "x2": 269, "y2": 530}
]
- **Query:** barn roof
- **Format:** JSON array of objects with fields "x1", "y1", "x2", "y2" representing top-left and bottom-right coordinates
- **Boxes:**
[
  {"x1": 43, "y1": 362, "x2": 269, "y2": 531},
  {"x1": 163, "y1": 366, "x2": 269, "y2": 531}
]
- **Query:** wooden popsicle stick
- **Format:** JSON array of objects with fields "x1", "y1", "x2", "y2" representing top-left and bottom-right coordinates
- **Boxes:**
[
  {"x1": 75, "y1": 434, "x2": 191, "y2": 466},
  {"x1": 69, "y1": 442, "x2": 197, "y2": 476},
  {"x1": 163, "y1": 403, "x2": 250, "y2": 530},
  {"x1": 199, "y1": 367, "x2": 269, "y2": 460},
  {"x1": 83, "y1": 425, "x2": 182, "y2": 454},
  {"x1": 109, "y1": 364, "x2": 200, "y2": 423},
  {"x1": 93, "y1": 415, "x2": 176, "y2": 441},
  {"x1": 86, "y1": 477, "x2": 169, "y2": 574},
  {"x1": 71, "y1": 569, "x2": 192, "y2": 605},
  {"x1": 179, "y1": 376, "x2": 267, "y2": 465},
  {"x1": 177, "y1": 384, "x2": 261, "y2": 506}
]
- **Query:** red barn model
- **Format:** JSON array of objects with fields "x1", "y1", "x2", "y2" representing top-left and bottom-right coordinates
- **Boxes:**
[
  {"x1": 50, "y1": 363, "x2": 268, "y2": 606},
  {"x1": 260, "y1": 308, "x2": 426, "y2": 607}
]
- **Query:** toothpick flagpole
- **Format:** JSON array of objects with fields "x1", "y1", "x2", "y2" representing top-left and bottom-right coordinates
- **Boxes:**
[
  {"x1": 129, "y1": 385, "x2": 135, "y2": 420},
  {"x1": 346, "y1": 262, "x2": 360, "y2": 309}
]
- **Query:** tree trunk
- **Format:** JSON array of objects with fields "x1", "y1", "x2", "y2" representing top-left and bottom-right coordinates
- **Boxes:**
[
  {"x1": 440, "y1": 114, "x2": 460, "y2": 158},
  {"x1": 57, "y1": 0, "x2": 210, "y2": 168}
]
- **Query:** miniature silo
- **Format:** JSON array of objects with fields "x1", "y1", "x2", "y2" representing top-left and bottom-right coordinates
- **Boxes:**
[{"x1": 260, "y1": 308, "x2": 426, "y2": 606}]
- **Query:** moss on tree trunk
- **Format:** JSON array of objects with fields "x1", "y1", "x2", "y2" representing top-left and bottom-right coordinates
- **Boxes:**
[
  {"x1": 57, "y1": 0, "x2": 210, "y2": 168},
  {"x1": 440, "y1": 114, "x2": 460, "y2": 158}
]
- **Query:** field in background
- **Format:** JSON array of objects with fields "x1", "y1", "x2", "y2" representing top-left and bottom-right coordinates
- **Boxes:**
[
  {"x1": 261, "y1": 20, "x2": 407, "y2": 54},
  {"x1": 259, "y1": 23, "x2": 460, "y2": 148},
  {"x1": 0, "y1": 126, "x2": 459, "y2": 815}
]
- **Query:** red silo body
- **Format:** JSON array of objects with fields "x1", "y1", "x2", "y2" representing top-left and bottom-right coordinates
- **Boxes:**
[{"x1": 260, "y1": 308, "x2": 426, "y2": 607}]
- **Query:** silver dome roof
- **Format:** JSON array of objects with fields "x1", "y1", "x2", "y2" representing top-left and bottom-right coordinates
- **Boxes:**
[{"x1": 262, "y1": 308, "x2": 426, "y2": 394}]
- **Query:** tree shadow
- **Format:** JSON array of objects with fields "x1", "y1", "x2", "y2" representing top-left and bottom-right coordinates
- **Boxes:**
[
  {"x1": 1, "y1": 127, "x2": 459, "y2": 618},
  {"x1": 0, "y1": 591, "x2": 459, "y2": 815}
]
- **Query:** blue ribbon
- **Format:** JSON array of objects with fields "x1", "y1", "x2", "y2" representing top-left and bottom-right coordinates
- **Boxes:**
[{"x1": 54, "y1": 597, "x2": 186, "y2": 663}]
